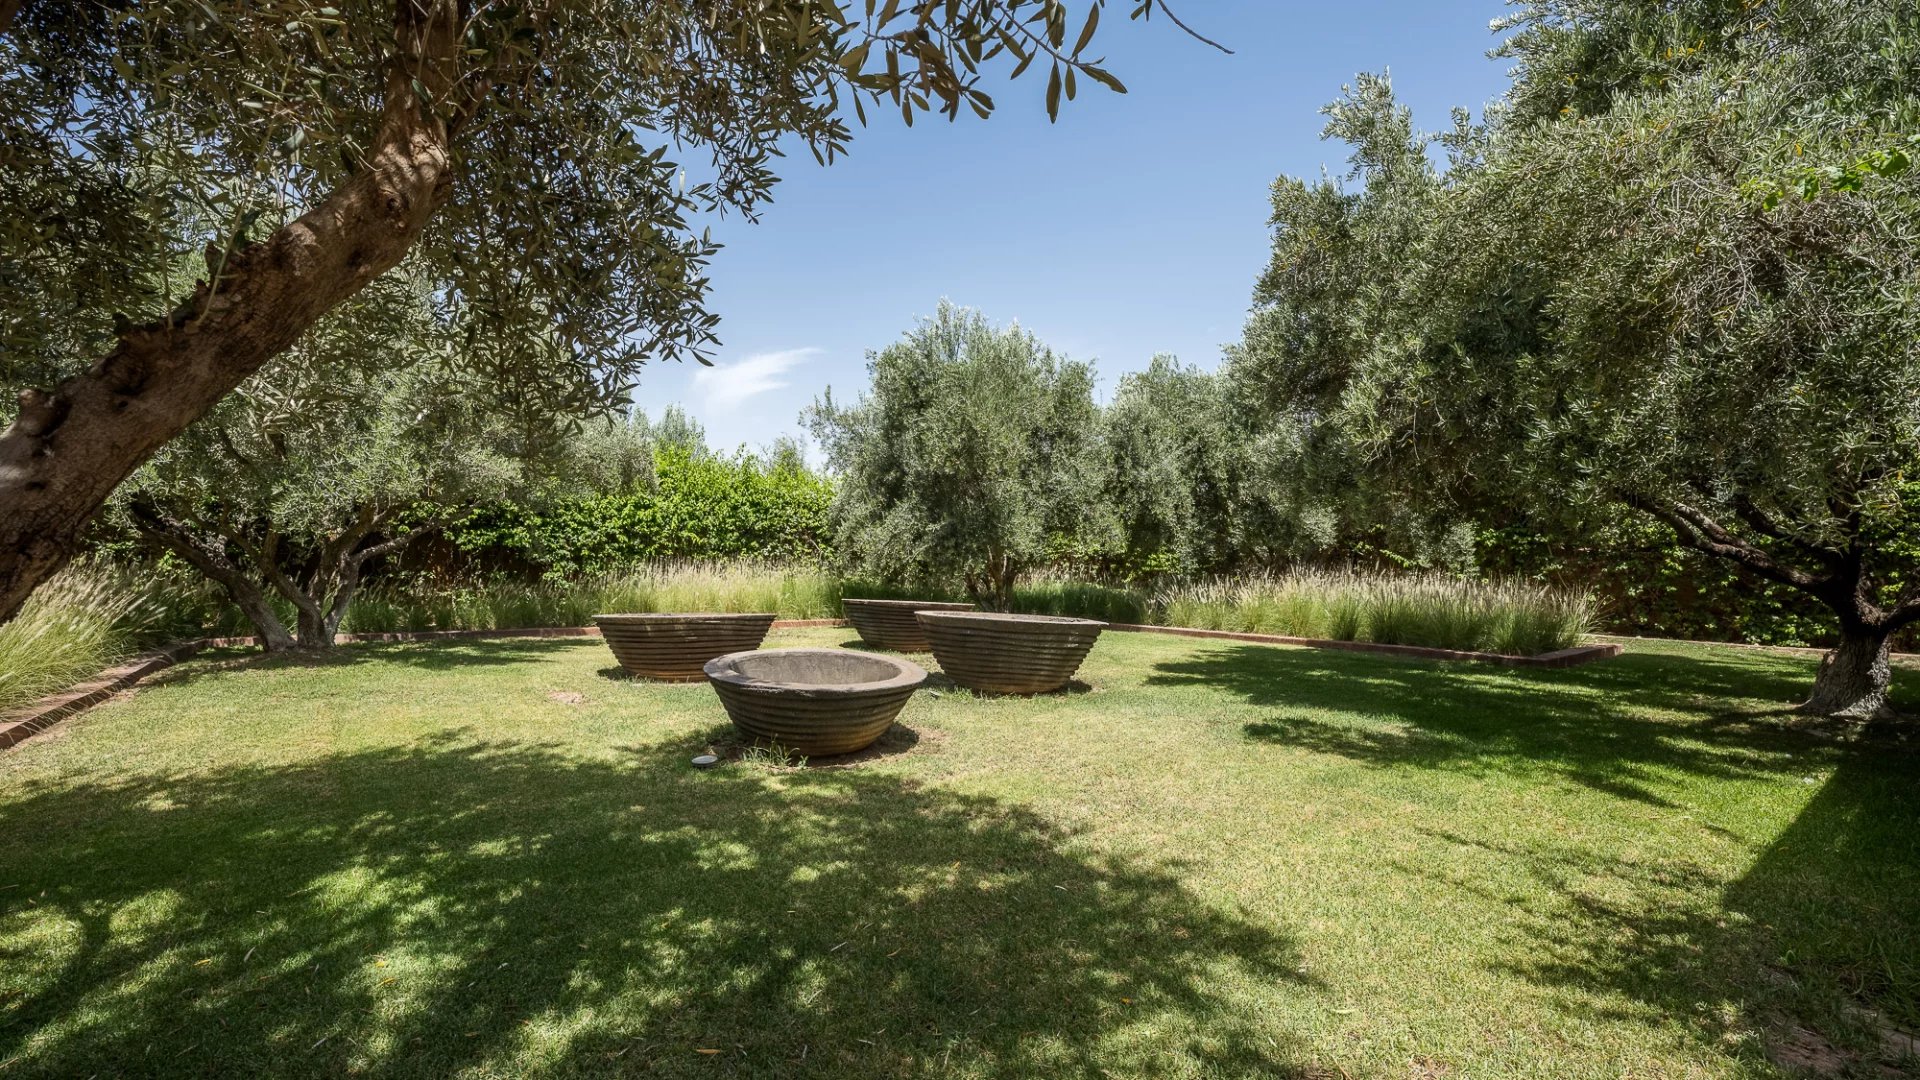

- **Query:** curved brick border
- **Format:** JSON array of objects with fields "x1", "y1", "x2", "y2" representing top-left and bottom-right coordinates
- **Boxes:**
[
  {"x1": 1, "y1": 617, "x2": 1620, "y2": 753},
  {"x1": 1107, "y1": 624, "x2": 1622, "y2": 669}
]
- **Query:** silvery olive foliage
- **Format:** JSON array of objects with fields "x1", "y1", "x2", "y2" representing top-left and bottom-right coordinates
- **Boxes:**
[
  {"x1": 0, "y1": 0, "x2": 1219, "y2": 623},
  {"x1": 1238, "y1": 0, "x2": 1920, "y2": 716},
  {"x1": 112, "y1": 274, "x2": 537, "y2": 650},
  {"x1": 0, "y1": 0, "x2": 1184, "y2": 414},
  {"x1": 1099, "y1": 356, "x2": 1236, "y2": 577},
  {"x1": 806, "y1": 302, "x2": 1112, "y2": 608}
]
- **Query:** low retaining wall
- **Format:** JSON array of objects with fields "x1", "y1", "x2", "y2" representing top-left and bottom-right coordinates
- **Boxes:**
[{"x1": 1, "y1": 618, "x2": 1620, "y2": 752}]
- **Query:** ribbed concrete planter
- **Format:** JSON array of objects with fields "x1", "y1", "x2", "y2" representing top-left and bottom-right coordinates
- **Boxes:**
[
  {"x1": 916, "y1": 611, "x2": 1107, "y2": 694},
  {"x1": 592, "y1": 613, "x2": 776, "y2": 681},
  {"x1": 704, "y1": 648, "x2": 927, "y2": 756},
  {"x1": 842, "y1": 598, "x2": 976, "y2": 652}
]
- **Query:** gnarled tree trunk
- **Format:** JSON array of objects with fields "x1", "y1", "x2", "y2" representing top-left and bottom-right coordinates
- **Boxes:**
[
  {"x1": 0, "y1": 0, "x2": 469, "y2": 624},
  {"x1": 1801, "y1": 623, "x2": 1896, "y2": 722},
  {"x1": 130, "y1": 507, "x2": 296, "y2": 651},
  {"x1": 1627, "y1": 491, "x2": 1915, "y2": 723}
]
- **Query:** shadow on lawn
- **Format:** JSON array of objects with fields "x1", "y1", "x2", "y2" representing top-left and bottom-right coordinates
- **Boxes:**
[
  {"x1": 1151, "y1": 643, "x2": 1910, "y2": 805},
  {"x1": 0, "y1": 734, "x2": 1315, "y2": 1079},
  {"x1": 1154, "y1": 642, "x2": 1920, "y2": 1072},
  {"x1": 147, "y1": 637, "x2": 596, "y2": 691}
]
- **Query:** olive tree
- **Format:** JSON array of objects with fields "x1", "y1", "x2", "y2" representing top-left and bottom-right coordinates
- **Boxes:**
[
  {"x1": 116, "y1": 277, "x2": 525, "y2": 649},
  {"x1": 1100, "y1": 355, "x2": 1235, "y2": 576},
  {"x1": 1243, "y1": 3, "x2": 1920, "y2": 717},
  {"x1": 0, "y1": 0, "x2": 1220, "y2": 623},
  {"x1": 806, "y1": 302, "x2": 1110, "y2": 608}
]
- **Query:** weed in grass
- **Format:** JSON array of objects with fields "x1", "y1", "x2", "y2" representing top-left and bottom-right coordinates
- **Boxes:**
[{"x1": 737, "y1": 741, "x2": 809, "y2": 770}]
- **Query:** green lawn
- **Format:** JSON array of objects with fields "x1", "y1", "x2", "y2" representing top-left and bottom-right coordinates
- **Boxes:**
[{"x1": 1, "y1": 629, "x2": 1916, "y2": 1078}]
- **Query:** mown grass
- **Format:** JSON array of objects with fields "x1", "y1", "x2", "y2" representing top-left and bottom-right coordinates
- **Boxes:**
[{"x1": 1, "y1": 629, "x2": 1913, "y2": 1078}]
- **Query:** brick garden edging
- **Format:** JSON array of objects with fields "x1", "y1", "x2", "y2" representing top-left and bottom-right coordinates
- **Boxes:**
[
  {"x1": 1104, "y1": 623, "x2": 1622, "y2": 669},
  {"x1": 0, "y1": 617, "x2": 1620, "y2": 753},
  {"x1": 0, "y1": 640, "x2": 210, "y2": 750}
]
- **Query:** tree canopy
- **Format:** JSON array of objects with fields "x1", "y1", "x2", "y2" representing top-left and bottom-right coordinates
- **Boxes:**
[
  {"x1": 0, "y1": 0, "x2": 1214, "y2": 622},
  {"x1": 1235, "y1": 0, "x2": 1920, "y2": 716},
  {"x1": 807, "y1": 302, "x2": 1110, "y2": 608}
]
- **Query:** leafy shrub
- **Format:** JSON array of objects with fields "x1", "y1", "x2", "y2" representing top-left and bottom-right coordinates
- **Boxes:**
[{"x1": 448, "y1": 447, "x2": 832, "y2": 578}]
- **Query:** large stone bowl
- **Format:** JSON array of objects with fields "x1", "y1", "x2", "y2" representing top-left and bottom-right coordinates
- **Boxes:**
[
  {"x1": 704, "y1": 648, "x2": 927, "y2": 756},
  {"x1": 593, "y1": 613, "x2": 776, "y2": 681},
  {"x1": 842, "y1": 598, "x2": 976, "y2": 652},
  {"x1": 915, "y1": 611, "x2": 1107, "y2": 694}
]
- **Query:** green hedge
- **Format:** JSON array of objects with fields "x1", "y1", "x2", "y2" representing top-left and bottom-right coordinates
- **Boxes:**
[{"x1": 448, "y1": 447, "x2": 833, "y2": 577}]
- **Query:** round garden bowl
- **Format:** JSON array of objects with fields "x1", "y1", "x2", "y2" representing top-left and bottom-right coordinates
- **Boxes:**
[
  {"x1": 592, "y1": 613, "x2": 776, "y2": 682},
  {"x1": 704, "y1": 648, "x2": 927, "y2": 756},
  {"x1": 842, "y1": 598, "x2": 976, "y2": 652},
  {"x1": 915, "y1": 611, "x2": 1107, "y2": 694}
]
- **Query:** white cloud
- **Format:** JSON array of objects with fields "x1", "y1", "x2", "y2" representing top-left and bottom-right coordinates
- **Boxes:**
[{"x1": 691, "y1": 347, "x2": 820, "y2": 411}]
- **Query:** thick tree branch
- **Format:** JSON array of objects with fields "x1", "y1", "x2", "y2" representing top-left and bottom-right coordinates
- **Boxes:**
[
  {"x1": 1623, "y1": 493, "x2": 1825, "y2": 591},
  {"x1": 127, "y1": 502, "x2": 295, "y2": 650},
  {"x1": 346, "y1": 519, "x2": 438, "y2": 570},
  {"x1": 0, "y1": 0, "x2": 473, "y2": 623},
  {"x1": 1728, "y1": 493, "x2": 1844, "y2": 567}
]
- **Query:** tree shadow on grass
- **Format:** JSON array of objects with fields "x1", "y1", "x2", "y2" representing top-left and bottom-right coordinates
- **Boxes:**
[
  {"x1": 1440, "y1": 753, "x2": 1920, "y2": 1075},
  {"x1": 0, "y1": 733, "x2": 1315, "y2": 1079},
  {"x1": 146, "y1": 638, "x2": 603, "y2": 692},
  {"x1": 1151, "y1": 643, "x2": 1916, "y2": 805},
  {"x1": 1153, "y1": 642, "x2": 1920, "y2": 1073}
]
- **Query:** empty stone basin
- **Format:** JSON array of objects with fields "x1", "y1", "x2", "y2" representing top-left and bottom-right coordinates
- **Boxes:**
[
  {"x1": 593, "y1": 613, "x2": 775, "y2": 681},
  {"x1": 916, "y1": 611, "x2": 1106, "y2": 694},
  {"x1": 704, "y1": 648, "x2": 927, "y2": 756},
  {"x1": 842, "y1": 598, "x2": 976, "y2": 652}
]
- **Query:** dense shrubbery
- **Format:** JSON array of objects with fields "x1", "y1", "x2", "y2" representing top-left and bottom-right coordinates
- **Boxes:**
[{"x1": 446, "y1": 445, "x2": 833, "y2": 578}]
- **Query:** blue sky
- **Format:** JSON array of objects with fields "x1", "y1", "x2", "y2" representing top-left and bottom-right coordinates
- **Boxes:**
[{"x1": 630, "y1": 2, "x2": 1513, "y2": 456}]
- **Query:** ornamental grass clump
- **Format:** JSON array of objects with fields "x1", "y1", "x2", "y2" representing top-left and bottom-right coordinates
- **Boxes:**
[
  {"x1": 339, "y1": 562, "x2": 843, "y2": 634},
  {"x1": 0, "y1": 561, "x2": 209, "y2": 713},
  {"x1": 1153, "y1": 570, "x2": 1592, "y2": 656}
]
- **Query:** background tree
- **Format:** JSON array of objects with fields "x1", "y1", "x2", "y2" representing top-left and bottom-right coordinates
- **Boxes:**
[
  {"x1": 807, "y1": 302, "x2": 1110, "y2": 608},
  {"x1": 1240, "y1": 4, "x2": 1920, "y2": 717},
  {"x1": 1100, "y1": 355, "x2": 1235, "y2": 577},
  {"x1": 116, "y1": 278, "x2": 524, "y2": 649},
  {"x1": 0, "y1": 0, "x2": 1219, "y2": 622}
]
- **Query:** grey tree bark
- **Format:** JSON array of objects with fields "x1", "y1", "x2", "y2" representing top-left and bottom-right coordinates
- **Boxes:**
[{"x1": 0, "y1": 0, "x2": 472, "y2": 623}]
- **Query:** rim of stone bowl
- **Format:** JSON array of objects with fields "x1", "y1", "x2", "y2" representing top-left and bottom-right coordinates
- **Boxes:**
[
  {"x1": 914, "y1": 611, "x2": 1108, "y2": 629},
  {"x1": 591, "y1": 612, "x2": 777, "y2": 622},
  {"x1": 843, "y1": 598, "x2": 976, "y2": 609},
  {"x1": 704, "y1": 647, "x2": 929, "y2": 694}
]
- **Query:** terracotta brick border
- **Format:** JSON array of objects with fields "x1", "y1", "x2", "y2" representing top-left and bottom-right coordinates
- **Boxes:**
[
  {"x1": 1105, "y1": 623, "x2": 1622, "y2": 669},
  {"x1": 0, "y1": 640, "x2": 209, "y2": 750},
  {"x1": 1, "y1": 617, "x2": 1621, "y2": 753}
]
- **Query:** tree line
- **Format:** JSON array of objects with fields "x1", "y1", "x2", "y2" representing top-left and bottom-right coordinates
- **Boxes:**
[
  {"x1": 815, "y1": 0, "x2": 1920, "y2": 719},
  {"x1": 3, "y1": 0, "x2": 1916, "y2": 719}
]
